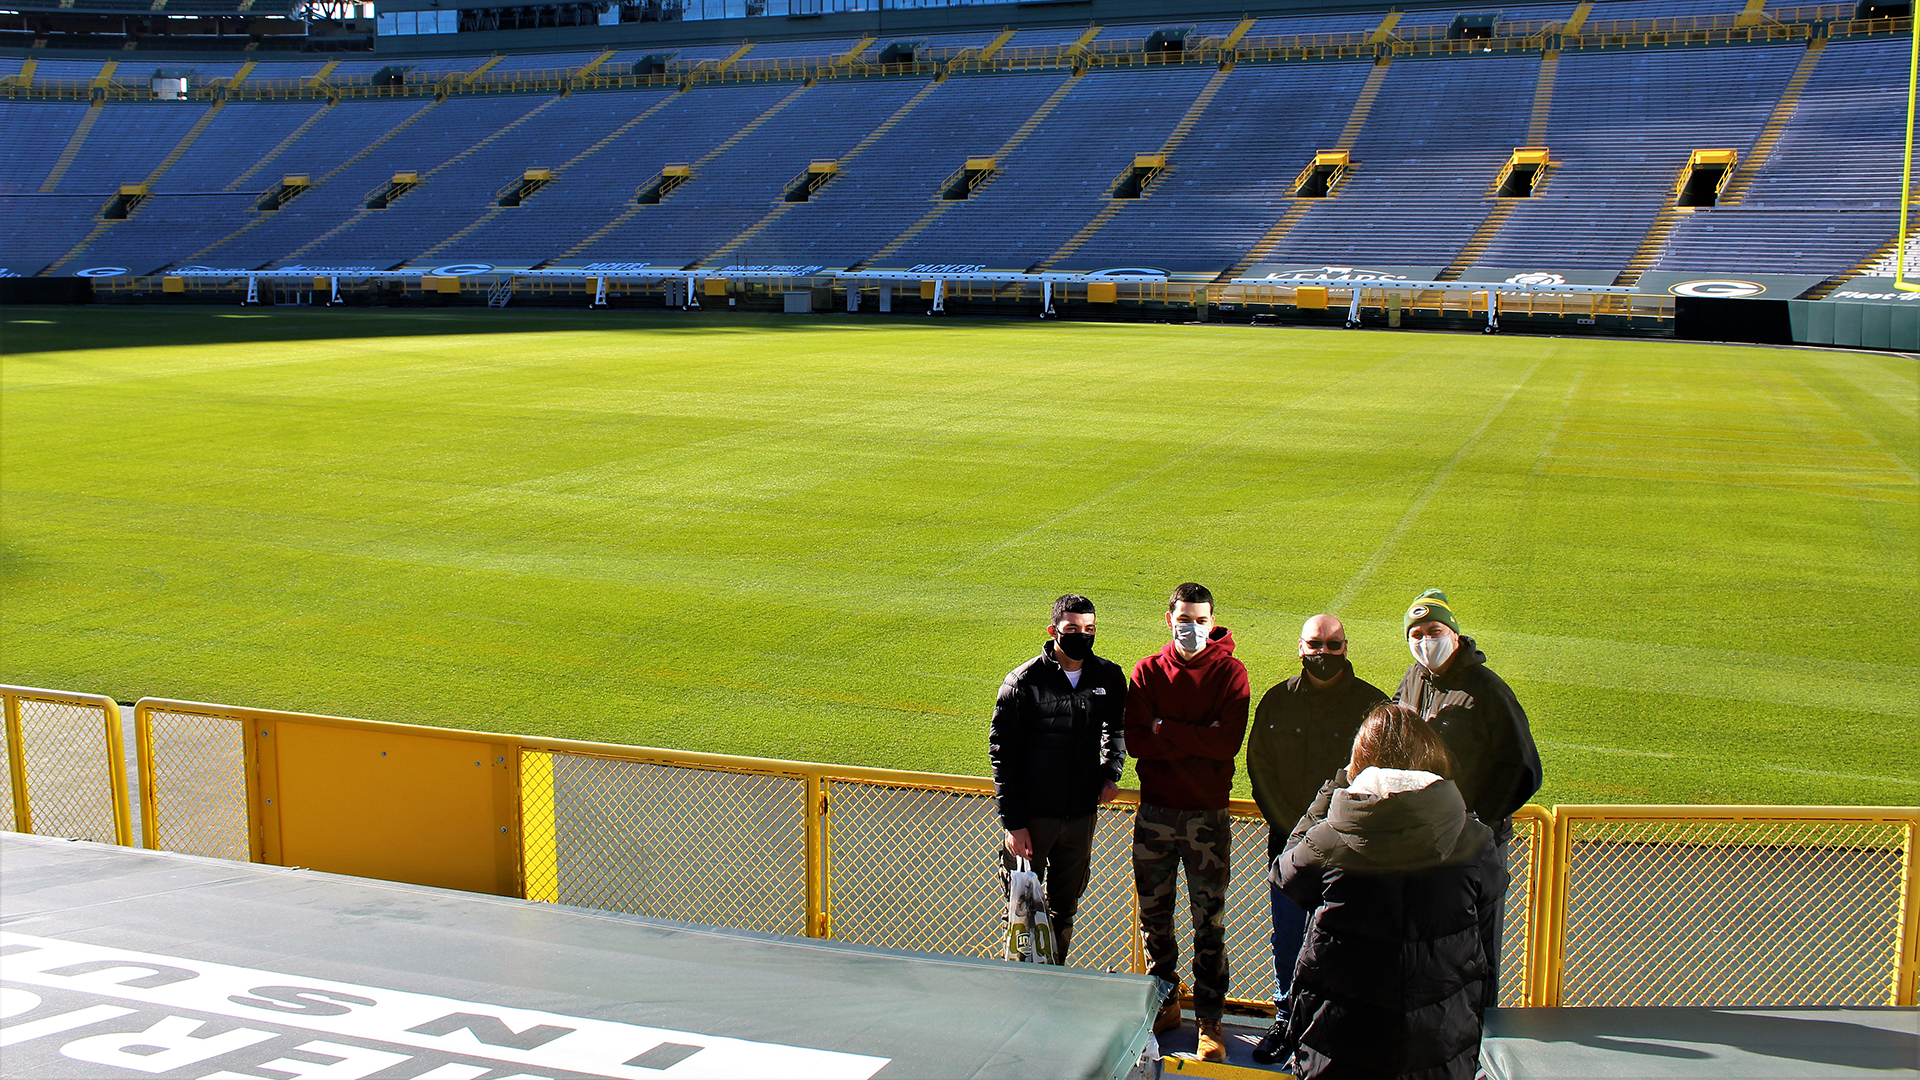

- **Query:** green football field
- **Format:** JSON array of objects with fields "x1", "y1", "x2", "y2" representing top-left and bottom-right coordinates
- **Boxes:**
[{"x1": 3, "y1": 307, "x2": 1915, "y2": 808}]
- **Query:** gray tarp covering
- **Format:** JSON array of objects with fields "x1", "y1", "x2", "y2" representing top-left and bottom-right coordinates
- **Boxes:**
[
  {"x1": 1483, "y1": 1006, "x2": 1919, "y2": 1079},
  {"x1": 0, "y1": 833, "x2": 1157, "y2": 1079}
]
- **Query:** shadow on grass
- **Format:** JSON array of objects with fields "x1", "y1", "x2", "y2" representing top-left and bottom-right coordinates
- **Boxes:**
[{"x1": 1, "y1": 305, "x2": 1020, "y2": 356}]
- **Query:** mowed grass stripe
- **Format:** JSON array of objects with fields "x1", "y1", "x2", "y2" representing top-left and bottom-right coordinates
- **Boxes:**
[{"x1": 2, "y1": 309, "x2": 1914, "y2": 808}]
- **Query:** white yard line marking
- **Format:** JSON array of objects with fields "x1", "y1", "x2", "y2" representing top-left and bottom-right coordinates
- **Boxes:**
[{"x1": 1329, "y1": 356, "x2": 1547, "y2": 616}]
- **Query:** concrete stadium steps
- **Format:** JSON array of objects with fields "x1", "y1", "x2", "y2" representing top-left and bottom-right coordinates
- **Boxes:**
[
  {"x1": 1715, "y1": 36, "x2": 1826, "y2": 206},
  {"x1": 291, "y1": 94, "x2": 578, "y2": 266},
  {"x1": 183, "y1": 98, "x2": 466, "y2": 267},
  {"x1": 729, "y1": 72, "x2": 1071, "y2": 270},
  {"x1": 1030, "y1": 63, "x2": 1235, "y2": 273},
  {"x1": 1475, "y1": 42, "x2": 1803, "y2": 274},
  {"x1": 570, "y1": 79, "x2": 931, "y2": 267},
  {"x1": 1062, "y1": 60, "x2": 1371, "y2": 274},
  {"x1": 1266, "y1": 53, "x2": 1540, "y2": 267},
  {"x1": 886, "y1": 67, "x2": 1220, "y2": 270},
  {"x1": 696, "y1": 77, "x2": 947, "y2": 269},
  {"x1": 0, "y1": 194, "x2": 106, "y2": 275},
  {"x1": 52, "y1": 192, "x2": 263, "y2": 275},
  {"x1": 152, "y1": 101, "x2": 327, "y2": 193},
  {"x1": 43, "y1": 102, "x2": 214, "y2": 195},
  {"x1": 422, "y1": 87, "x2": 683, "y2": 264},
  {"x1": 437, "y1": 84, "x2": 787, "y2": 264},
  {"x1": 0, "y1": 100, "x2": 92, "y2": 193}
]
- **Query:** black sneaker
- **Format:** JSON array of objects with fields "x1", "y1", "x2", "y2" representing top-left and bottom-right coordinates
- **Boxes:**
[{"x1": 1250, "y1": 1015, "x2": 1292, "y2": 1065}]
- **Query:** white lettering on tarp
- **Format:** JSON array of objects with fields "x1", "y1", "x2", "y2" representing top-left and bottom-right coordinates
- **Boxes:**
[
  {"x1": 1, "y1": 932, "x2": 889, "y2": 1080},
  {"x1": 1831, "y1": 289, "x2": 1920, "y2": 302},
  {"x1": 1259, "y1": 265, "x2": 1410, "y2": 283},
  {"x1": 577, "y1": 263, "x2": 664, "y2": 273},
  {"x1": 716, "y1": 264, "x2": 825, "y2": 276},
  {"x1": 61, "y1": 1015, "x2": 277, "y2": 1074},
  {"x1": 1505, "y1": 272, "x2": 1566, "y2": 286},
  {"x1": 0, "y1": 998, "x2": 139, "y2": 1046},
  {"x1": 200, "y1": 1038, "x2": 411, "y2": 1079},
  {"x1": 906, "y1": 264, "x2": 986, "y2": 274}
]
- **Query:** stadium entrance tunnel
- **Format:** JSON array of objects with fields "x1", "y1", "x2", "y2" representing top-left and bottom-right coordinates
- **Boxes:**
[
  {"x1": 633, "y1": 52, "x2": 675, "y2": 75},
  {"x1": 1856, "y1": 0, "x2": 1908, "y2": 15},
  {"x1": 878, "y1": 40, "x2": 922, "y2": 64},
  {"x1": 1450, "y1": 13, "x2": 1500, "y2": 38},
  {"x1": 255, "y1": 174, "x2": 311, "y2": 212},
  {"x1": 1676, "y1": 148, "x2": 1738, "y2": 207},
  {"x1": 102, "y1": 183, "x2": 149, "y2": 220},
  {"x1": 373, "y1": 64, "x2": 412, "y2": 87},
  {"x1": 497, "y1": 168, "x2": 554, "y2": 207},
  {"x1": 1111, "y1": 154, "x2": 1168, "y2": 199},
  {"x1": 636, "y1": 165, "x2": 690, "y2": 204},
  {"x1": 366, "y1": 172, "x2": 423, "y2": 210},
  {"x1": 1293, "y1": 151, "x2": 1350, "y2": 198},
  {"x1": 1495, "y1": 149, "x2": 1550, "y2": 198},
  {"x1": 783, "y1": 160, "x2": 840, "y2": 202},
  {"x1": 1146, "y1": 27, "x2": 1188, "y2": 58},
  {"x1": 942, "y1": 158, "x2": 996, "y2": 200}
]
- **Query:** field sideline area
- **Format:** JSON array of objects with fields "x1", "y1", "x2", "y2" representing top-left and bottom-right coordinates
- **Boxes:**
[{"x1": 3, "y1": 307, "x2": 1914, "y2": 808}]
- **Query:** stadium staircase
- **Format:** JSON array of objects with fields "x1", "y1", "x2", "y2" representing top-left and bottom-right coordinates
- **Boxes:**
[
  {"x1": 1802, "y1": 235, "x2": 1903, "y2": 299},
  {"x1": 37, "y1": 100, "x2": 100, "y2": 192},
  {"x1": 1028, "y1": 64, "x2": 1234, "y2": 272},
  {"x1": 556, "y1": 81, "x2": 814, "y2": 262},
  {"x1": 851, "y1": 71, "x2": 1082, "y2": 271},
  {"x1": 1218, "y1": 57, "x2": 1390, "y2": 280},
  {"x1": 225, "y1": 100, "x2": 335, "y2": 190},
  {"x1": 279, "y1": 96, "x2": 561, "y2": 265},
  {"x1": 1437, "y1": 51, "x2": 1560, "y2": 281},
  {"x1": 1614, "y1": 208, "x2": 1685, "y2": 287},
  {"x1": 38, "y1": 97, "x2": 230, "y2": 274},
  {"x1": 183, "y1": 98, "x2": 446, "y2": 264},
  {"x1": 1715, "y1": 36, "x2": 1825, "y2": 206},
  {"x1": 695, "y1": 78, "x2": 945, "y2": 268},
  {"x1": 417, "y1": 90, "x2": 684, "y2": 263}
]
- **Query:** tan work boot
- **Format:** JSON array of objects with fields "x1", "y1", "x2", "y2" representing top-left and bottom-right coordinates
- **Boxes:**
[
  {"x1": 1195, "y1": 1019, "x2": 1227, "y2": 1063},
  {"x1": 1153, "y1": 986, "x2": 1184, "y2": 1034}
]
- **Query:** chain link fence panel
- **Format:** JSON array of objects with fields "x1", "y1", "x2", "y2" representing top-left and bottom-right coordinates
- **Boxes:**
[
  {"x1": 0, "y1": 718, "x2": 14, "y2": 833},
  {"x1": 1559, "y1": 817, "x2": 1908, "y2": 1006},
  {"x1": 13, "y1": 695, "x2": 121, "y2": 843},
  {"x1": 143, "y1": 708, "x2": 250, "y2": 860},
  {"x1": 538, "y1": 752, "x2": 808, "y2": 937}
]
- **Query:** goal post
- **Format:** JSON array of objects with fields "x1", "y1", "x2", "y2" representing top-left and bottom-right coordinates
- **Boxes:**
[{"x1": 1899, "y1": 24, "x2": 1920, "y2": 290}]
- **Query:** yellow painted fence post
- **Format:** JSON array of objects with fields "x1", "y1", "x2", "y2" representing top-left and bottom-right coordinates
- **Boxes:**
[
  {"x1": 4, "y1": 693, "x2": 29, "y2": 834},
  {"x1": 805, "y1": 772, "x2": 830, "y2": 938},
  {"x1": 1897, "y1": 818, "x2": 1919, "y2": 1006}
]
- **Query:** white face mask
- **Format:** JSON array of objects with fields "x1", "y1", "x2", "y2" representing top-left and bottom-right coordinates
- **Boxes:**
[
  {"x1": 1411, "y1": 634, "x2": 1455, "y2": 671},
  {"x1": 1172, "y1": 621, "x2": 1210, "y2": 654}
]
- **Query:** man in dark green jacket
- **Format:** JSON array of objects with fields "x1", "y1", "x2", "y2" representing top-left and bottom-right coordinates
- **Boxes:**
[
  {"x1": 1395, "y1": 588, "x2": 1542, "y2": 1007},
  {"x1": 1245, "y1": 614, "x2": 1386, "y2": 1064}
]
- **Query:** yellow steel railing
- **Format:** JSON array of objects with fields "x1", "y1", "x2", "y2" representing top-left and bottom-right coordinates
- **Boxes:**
[
  {"x1": 0, "y1": 684, "x2": 132, "y2": 846},
  {"x1": 2, "y1": 688, "x2": 1910, "y2": 1010}
]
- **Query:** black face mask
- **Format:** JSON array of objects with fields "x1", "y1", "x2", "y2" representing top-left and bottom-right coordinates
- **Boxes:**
[
  {"x1": 1056, "y1": 633, "x2": 1095, "y2": 662},
  {"x1": 1301, "y1": 652, "x2": 1344, "y2": 680}
]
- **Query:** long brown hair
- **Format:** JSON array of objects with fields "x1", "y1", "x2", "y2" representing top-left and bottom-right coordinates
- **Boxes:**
[{"x1": 1350, "y1": 702, "x2": 1453, "y2": 776}]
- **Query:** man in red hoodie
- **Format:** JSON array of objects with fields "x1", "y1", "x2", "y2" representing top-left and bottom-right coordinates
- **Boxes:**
[{"x1": 1126, "y1": 582, "x2": 1251, "y2": 1063}]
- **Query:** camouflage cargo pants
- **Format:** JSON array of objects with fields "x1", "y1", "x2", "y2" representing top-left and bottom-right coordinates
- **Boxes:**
[{"x1": 1133, "y1": 803, "x2": 1232, "y2": 1019}]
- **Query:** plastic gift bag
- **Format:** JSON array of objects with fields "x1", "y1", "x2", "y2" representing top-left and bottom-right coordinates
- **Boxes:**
[{"x1": 1003, "y1": 857, "x2": 1059, "y2": 965}]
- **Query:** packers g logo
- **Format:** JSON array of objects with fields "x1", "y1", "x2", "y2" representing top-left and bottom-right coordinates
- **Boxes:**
[
  {"x1": 1409, "y1": 605, "x2": 1429, "y2": 620},
  {"x1": 1668, "y1": 279, "x2": 1766, "y2": 298}
]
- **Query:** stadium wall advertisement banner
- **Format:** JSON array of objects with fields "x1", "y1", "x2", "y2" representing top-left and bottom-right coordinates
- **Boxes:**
[
  {"x1": 1240, "y1": 264, "x2": 1446, "y2": 284},
  {"x1": 1459, "y1": 267, "x2": 1621, "y2": 287},
  {"x1": 1631, "y1": 271, "x2": 1828, "y2": 299},
  {"x1": 1822, "y1": 276, "x2": 1919, "y2": 304}
]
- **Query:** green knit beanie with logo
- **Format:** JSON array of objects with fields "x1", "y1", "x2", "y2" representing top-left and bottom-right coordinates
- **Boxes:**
[{"x1": 1404, "y1": 589, "x2": 1460, "y2": 635}]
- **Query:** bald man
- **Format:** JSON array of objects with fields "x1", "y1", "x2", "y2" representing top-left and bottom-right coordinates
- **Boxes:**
[{"x1": 1245, "y1": 614, "x2": 1388, "y2": 1065}]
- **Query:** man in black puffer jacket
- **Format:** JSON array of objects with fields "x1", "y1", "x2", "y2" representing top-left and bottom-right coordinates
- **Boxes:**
[
  {"x1": 1275, "y1": 704, "x2": 1507, "y2": 1080},
  {"x1": 988, "y1": 593, "x2": 1127, "y2": 962}
]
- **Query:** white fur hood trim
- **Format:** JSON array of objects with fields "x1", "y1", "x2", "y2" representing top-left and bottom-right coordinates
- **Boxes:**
[{"x1": 1348, "y1": 767, "x2": 1444, "y2": 797}]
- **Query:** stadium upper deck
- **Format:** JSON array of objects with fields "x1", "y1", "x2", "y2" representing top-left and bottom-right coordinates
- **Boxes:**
[{"x1": 0, "y1": 0, "x2": 1910, "y2": 295}]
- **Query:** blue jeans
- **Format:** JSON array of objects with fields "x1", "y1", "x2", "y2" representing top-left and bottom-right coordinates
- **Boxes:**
[{"x1": 1270, "y1": 878, "x2": 1308, "y2": 1009}]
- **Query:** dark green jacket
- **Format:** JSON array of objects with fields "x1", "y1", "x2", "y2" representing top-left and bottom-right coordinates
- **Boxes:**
[{"x1": 1247, "y1": 659, "x2": 1387, "y2": 853}]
